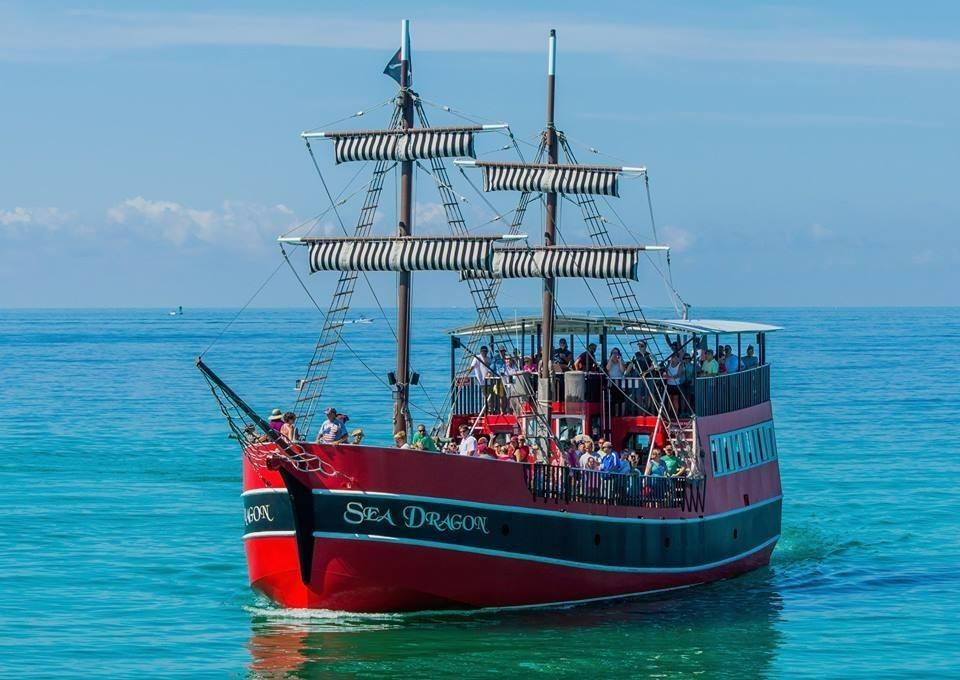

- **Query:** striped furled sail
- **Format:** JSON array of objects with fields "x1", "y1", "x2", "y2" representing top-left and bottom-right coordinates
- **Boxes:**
[
  {"x1": 308, "y1": 237, "x2": 494, "y2": 273},
  {"x1": 462, "y1": 246, "x2": 640, "y2": 281},
  {"x1": 480, "y1": 162, "x2": 620, "y2": 197},
  {"x1": 329, "y1": 126, "x2": 478, "y2": 164}
]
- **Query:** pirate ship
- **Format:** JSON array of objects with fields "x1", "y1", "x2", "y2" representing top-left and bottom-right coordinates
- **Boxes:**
[{"x1": 199, "y1": 21, "x2": 783, "y2": 612}]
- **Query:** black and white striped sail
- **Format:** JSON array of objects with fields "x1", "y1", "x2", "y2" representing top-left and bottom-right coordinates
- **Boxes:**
[
  {"x1": 307, "y1": 236, "x2": 496, "y2": 273},
  {"x1": 462, "y1": 246, "x2": 641, "y2": 281},
  {"x1": 478, "y1": 162, "x2": 621, "y2": 197},
  {"x1": 314, "y1": 126, "x2": 480, "y2": 164}
]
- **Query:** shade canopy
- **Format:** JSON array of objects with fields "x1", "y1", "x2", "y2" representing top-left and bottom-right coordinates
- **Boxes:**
[
  {"x1": 448, "y1": 315, "x2": 783, "y2": 338},
  {"x1": 306, "y1": 125, "x2": 482, "y2": 164},
  {"x1": 461, "y1": 246, "x2": 641, "y2": 281},
  {"x1": 307, "y1": 236, "x2": 499, "y2": 273},
  {"x1": 478, "y1": 161, "x2": 620, "y2": 196}
]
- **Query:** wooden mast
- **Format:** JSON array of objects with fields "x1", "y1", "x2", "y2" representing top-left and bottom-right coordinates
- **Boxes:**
[
  {"x1": 394, "y1": 19, "x2": 414, "y2": 436},
  {"x1": 539, "y1": 29, "x2": 558, "y2": 425}
]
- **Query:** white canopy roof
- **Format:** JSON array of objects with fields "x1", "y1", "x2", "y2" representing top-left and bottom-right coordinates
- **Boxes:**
[
  {"x1": 449, "y1": 315, "x2": 781, "y2": 337},
  {"x1": 655, "y1": 319, "x2": 783, "y2": 335}
]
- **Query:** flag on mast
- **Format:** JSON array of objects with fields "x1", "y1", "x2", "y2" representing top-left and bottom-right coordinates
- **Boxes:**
[{"x1": 383, "y1": 49, "x2": 411, "y2": 85}]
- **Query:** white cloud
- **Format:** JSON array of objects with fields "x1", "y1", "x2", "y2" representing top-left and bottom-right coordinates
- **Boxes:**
[
  {"x1": 416, "y1": 202, "x2": 447, "y2": 229},
  {"x1": 661, "y1": 225, "x2": 695, "y2": 253},
  {"x1": 809, "y1": 223, "x2": 834, "y2": 241},
  {"x1": 106, "y1": 196, "x2": 299, "y2": 249},
  {"x1": 0, "y1": 206, "x2": 69, "y2": 236},
  {"x1": 3, "y1": 11, "x2": 960, "y2": 70}
]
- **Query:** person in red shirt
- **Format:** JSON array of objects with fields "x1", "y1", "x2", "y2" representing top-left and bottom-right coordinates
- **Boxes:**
[{"x1": 512, "y1": 435, "x2": 535, "y2": 464}]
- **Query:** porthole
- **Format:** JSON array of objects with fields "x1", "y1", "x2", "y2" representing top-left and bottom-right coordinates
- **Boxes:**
[
  {"x1": 663, "y1": 536, "x2": 671, "y2": 549},
  {"x1": 501, "y1": 523, "x2": 510, "y2": 537},
  {"x1": 594, "y1": 533, "x2": 601, "y2": 546},
  {"x1": 733, "y1": 528, "x2": 739, "y2": 539}
]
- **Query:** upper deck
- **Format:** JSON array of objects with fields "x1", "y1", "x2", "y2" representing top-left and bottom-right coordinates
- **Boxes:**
[{"x1": 448, "y1": 314, "x2": 780, "y2": 420}]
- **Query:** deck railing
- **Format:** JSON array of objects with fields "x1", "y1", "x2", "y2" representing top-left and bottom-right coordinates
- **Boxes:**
[
  {"x1": 522, "y1": 463, "x2": 706, "y2": 512},
  {"x1": 695, "y1": 364, "x2": 770, "y2": 417},
  {"x1": 453, "y1": 373, "x2": 538, "y2": 415}
]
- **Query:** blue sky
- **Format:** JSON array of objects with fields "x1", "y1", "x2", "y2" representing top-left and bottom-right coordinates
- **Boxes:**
[{"x1": 1, "y1": 1, "x2": 958, "y2": 309}]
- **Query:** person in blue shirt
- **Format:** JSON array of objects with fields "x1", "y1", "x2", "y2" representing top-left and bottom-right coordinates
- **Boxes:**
[
  {"x1": 491, "y1": 347, "x2": 508, "y2": 374},
  {"x1": 599, "y1": 441, "x2": 620, "y2": 472},
  {"x1": 723, "y1": 345, "x2": 740, "y2": 373},
  {"x1": 316, "y1": 407, "x2": 348, "y2": 444},
  {"x1": 741, "y1": 345, "x2": 759, "y2": 369}
]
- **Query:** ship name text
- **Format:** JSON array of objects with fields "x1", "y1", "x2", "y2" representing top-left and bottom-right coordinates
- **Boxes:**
[
  {"x1": 244, "y1": 504, "x2": 275, "y2": 525},
  {"x1": 342, "y1": 501, "x2": 490, "y2": 535}
]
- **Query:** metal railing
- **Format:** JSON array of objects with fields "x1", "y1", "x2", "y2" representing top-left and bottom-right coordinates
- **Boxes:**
[
  {"x1": 695, "y1": 364, "x2": 770, "y2": 417},
  {"x1": 605, "y1": 376, "x2": 672, "y2": 417},
  {"x1": 523, "y1": 463, "x2": 706, "y2": 512},
  {"x1": 454, "y1": 373, "x2": 538, "y2": 415}
]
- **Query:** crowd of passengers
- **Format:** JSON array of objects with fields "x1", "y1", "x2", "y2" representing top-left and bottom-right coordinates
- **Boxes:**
[
  {"x1": 252, "y1": 406, "x2": 699, "y2": 481},
  {"x1": 465, "y1": 338, "x2": 759, "y2": 414},
  {"x1": 468, "y1": 338, "x2": 758, "y2": 382}
]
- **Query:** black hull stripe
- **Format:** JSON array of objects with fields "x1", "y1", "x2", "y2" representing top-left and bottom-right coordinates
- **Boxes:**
[
  {"x1": 311, "y1": 532, "x2": 779, "y2": 574},
  {"x1": 243, "y1": 489, "x2": 782, "y2": 569},
  {"x1": 312, "y1": 488, "x2": 782, "y2": 525}
]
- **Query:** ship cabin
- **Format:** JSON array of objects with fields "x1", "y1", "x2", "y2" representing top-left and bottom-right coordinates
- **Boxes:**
[{"x1": 447, "y1": 315, "x2": 781, "y2": 460}]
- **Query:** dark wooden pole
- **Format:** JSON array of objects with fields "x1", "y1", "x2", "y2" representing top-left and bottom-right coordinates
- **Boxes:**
[
  {"x1": 394, "y1": 19, "x2": 414, "y2": 436},
  {"x1": 537, "y1": 30, "x2": 559, "y2": 442},
  {"x1": 540, "y1": 28, "x2": 558, "y2": 386}
]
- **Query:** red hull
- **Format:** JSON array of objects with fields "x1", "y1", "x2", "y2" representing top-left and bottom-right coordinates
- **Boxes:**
[
  {"x1": 248, "y1": 534, "x2": 775, "y2": 611},
  {"x1": 241, "y1": 403, "x2": 782, "y2": 613}
]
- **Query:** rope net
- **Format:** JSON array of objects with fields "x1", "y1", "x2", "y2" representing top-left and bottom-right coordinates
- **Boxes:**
[{"x1": 199, "y1": 363, "x2": 345, "y2": 479}]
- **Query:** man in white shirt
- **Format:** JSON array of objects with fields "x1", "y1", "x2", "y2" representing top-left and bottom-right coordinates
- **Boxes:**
[
  {"x1": 468, "y1": 346, "x2": 492, "y2": 382},
  {"x1": 457, "y1": 424, "x2": 477, "y2": 456}
]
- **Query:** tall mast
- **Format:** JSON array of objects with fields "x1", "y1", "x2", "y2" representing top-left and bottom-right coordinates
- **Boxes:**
[
  {"x1": 394, "y1": 19, "x2": 414, "y2": 435},
  {"x1": 540, "y1": 29, "x2": 558, "y2": 387}
]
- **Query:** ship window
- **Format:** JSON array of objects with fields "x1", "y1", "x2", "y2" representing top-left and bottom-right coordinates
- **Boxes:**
[
  {"x1": 555, "y1": 417, "x2": 583, "y2": 442},
  {"x1": 624, "y1": 432, "x2": 651, "y2": 456},
  {"x1": 709, "y1": 420, "x2": 777, "y2": 477}
]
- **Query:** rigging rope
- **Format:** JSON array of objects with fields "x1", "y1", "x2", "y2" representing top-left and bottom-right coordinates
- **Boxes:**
[
  {"x1": 301, "y1": 95, "x2": 396, "y2": 134},
  {"x1": 199, "y1": 258, "x2": 286, "y2": 358},
  {"x1": 305, "y1": 140, "x2": 398, "y2": 341},
  {"x1": 279, "y1": 244, "x2": 443, "y2": 422}
]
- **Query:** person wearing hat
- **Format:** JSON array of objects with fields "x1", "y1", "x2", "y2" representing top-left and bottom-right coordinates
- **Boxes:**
[
  {"x1": 316, "y1": 406, "x2": 348, "y2": 445},
  {"x1": 350, "y1": 428, "x2": 364, "y2": 445},
  {"x1": 393, "y1": 430, "x2": 412, "y2": 449},
  {"x1": 268, "y1": 408, "x2": 284, "y2": 433}
]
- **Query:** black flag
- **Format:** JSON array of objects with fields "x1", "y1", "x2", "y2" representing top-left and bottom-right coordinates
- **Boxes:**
[{"x1": 383, "y1": 49, "x2": 410, "y2": 85}]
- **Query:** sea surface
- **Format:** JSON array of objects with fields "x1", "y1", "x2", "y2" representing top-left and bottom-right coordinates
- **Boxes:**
[{"x1": 1, "y1": 307, "x2": 958, "y2": 679}]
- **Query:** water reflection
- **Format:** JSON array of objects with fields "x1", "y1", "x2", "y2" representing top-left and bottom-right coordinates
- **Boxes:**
[{"x1": 247, "y1": 570, "x2": 784, "y2": 678}]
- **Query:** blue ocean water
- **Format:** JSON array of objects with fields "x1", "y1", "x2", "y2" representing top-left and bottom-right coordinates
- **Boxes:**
[{"x1": 1, "y1": 307, "x2": 958, "y2": 678}]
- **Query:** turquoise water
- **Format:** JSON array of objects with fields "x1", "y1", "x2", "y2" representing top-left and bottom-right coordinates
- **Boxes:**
[{"x1": 2, "y1": 307, "x2": 958, "y2": 678}]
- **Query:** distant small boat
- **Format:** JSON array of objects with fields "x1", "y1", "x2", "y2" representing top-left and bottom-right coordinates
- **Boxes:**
[
  {"x1": 169, "y1": 306, "x2": 183, "y2": 317},
  {"x1": 347, "y1": 316, "x2": 374, "y2": 324}
]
